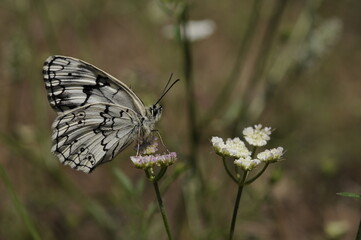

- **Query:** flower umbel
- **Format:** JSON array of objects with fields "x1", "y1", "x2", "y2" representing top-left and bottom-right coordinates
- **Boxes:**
[
  {"x1": 211, "y1": 136, "x2": 251, "y2": 158},
  {"x1": 234, "y1": 157, "x2": 261, "y2": 171},
  {"x1": 242, "y1": 124, "x2": 272, "y2": 146},
  {"x1": 131, "y1": 152, "x2": 177, "y2": 169},
  {"x1": 257, "y1": 147, "x2": 284, "y2": 163},
  {"x1": 211, "y1": 123, "x2": 285, "y2": 240}
]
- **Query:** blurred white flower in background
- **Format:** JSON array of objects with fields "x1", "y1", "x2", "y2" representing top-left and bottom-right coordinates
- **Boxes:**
[
  {"x1": 298, "y1": 17, "x2": 342, "y2": 67},
  {"x1": 162, "y1": 19, "x2": 216, "y2": 42}
]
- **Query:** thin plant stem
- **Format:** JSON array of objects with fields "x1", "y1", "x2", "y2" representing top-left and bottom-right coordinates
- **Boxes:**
[
  {"x1": 153, "y1": 180, "x2": 173, "y2": 240},
  {"x1": 245, "y1": 163, "x2": 270, "y2": 185},
  {"x1": 222, "y1": 157, "x2": 238, "y2": 183},
  {"x1": 201, "y1": 0, "x2": 263, "y2": 128},
  {"x1": 232, "y1": 0, "x2": 289, "y2": 132},
  {"x1": 249, "y1": 0, "x2": 323, "y2": 123},
  {"x1": 178, "y1": 5, "x2": 199, "y2": 175},
  {"x1": 229, "y1": 170, "x2": 249, "y2": 240},
  {"x1": 0, "y1": 163, "x2": 41, "y2": 240},
  {"x1": 154, "y1": 167, "x2": 168, "y2": 181}
]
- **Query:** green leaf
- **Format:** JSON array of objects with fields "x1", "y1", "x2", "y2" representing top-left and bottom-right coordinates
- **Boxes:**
[
  {"x1": 336, "y1": 192, "x2": 361, "y2": 199},
  {"x1": 135, "y1": 178, "x2": 145, "y2": 196},
  {"x1": 112, "y1": 168, "x2": 133, "y2": 193}
]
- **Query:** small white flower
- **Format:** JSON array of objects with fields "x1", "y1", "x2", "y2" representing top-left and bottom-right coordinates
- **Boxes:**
[
  {"x1": 257, "y1": 147, "x2": 284, "y2": 163},
  {"x1": 234, "y1": 156, "x2": 261, "y2": 171},
  {"x1": 243, "y1": 124, "x2": 272, "y2": 146},
  {"x1": 131, "y1": 152, "x2": 177, "y2": 169},
  {"x1": 211, "y1": 136, "x2": 224, "y2": 147},
  {"x1": 211, "y1": 136, "x2": 251, "y2": 158}
]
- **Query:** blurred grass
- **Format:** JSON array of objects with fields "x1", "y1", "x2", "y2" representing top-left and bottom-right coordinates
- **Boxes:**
[{"x1": 1, "y1": 0, "x2": 361, "y2": 239}]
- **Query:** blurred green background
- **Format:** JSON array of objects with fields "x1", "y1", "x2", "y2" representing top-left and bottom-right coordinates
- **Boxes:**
[{"x1": 1, "y1": 0, "x2": 361, "y2": 239}]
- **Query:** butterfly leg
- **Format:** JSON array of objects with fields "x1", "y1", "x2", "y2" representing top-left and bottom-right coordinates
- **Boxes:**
[
  {"x1": 152, "y1": 130, "x2": 169, "y2": 153},
  {"x1": 136, "y1": 128, "x2": 142, "y2": 156}
]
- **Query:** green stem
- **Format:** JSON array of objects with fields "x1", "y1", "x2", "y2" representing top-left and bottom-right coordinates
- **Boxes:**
[
  {"x1": 153, "y1": 180, "x2": 173, "y2": 240},
  {"x1": 245, "y1": 163, "x2": 270, "y2": 185},
  {"x1": 154, "y1": 167, "x2": 168, "y2": 182},
  {"x1": 145, "y1": 168, "x2": 153, "y2": 180},
  {"x1": 201, "y1": 0, "x2": 263, "y2": 128},
  {"x1": 0, "y1": 163, "x2": 41, "y2": 240},
  {"x1": 178, "y1": 4, "x2": 199, "y2": 175},
  {"x1": 232, "y1": 0, "x2": 288, "y2": 132},
  {"x1": 222, "y1": 157, "x2": 238, "y2": 183},
  {"x1": 229, "y1": 171, "x2": 249, "y2": 240}
]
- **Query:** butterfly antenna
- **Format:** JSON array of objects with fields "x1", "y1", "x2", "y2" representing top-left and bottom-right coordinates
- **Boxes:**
[
  {"x1": 155, "y1": 75, "x2": 180, "y2": 105},
  {"x1": 160, "y1": 73, "x2": 174, "y2": 96}
]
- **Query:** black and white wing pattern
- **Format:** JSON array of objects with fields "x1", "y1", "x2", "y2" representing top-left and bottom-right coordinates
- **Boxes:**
[
  {"x1": 43, "y1": 55, "x2": 145, "y2": 115},
  {"x1": 52, "y1": 103, "x2": 140, "y2": 173},
  {"x1": 43, "y1": 56, "x2": 148, "y2": 173}
]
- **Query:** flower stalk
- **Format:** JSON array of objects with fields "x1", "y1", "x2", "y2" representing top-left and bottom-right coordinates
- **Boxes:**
[
  {"x1": 229, "y1": 170, "x2": 249, "y2": 240},
  {"x1": 131, "y1": 137, "x2": 177, "y2": 240},
  {"x1": 152, "y1": 174, "x2": 173, "y2": 240},
  {"x1": 245, "y1": 163, "x2": 270, "y2": 184}
]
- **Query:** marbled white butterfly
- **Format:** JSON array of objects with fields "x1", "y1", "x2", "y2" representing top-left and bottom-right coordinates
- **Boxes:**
[{"x1": 43, "y1": 56, "x2": 177, "y2": 173}]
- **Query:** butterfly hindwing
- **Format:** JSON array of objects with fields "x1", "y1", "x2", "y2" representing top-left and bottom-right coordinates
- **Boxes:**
[
  {"x1": 43, "y1": 55, "x2": 145, "y2": 115},
  {"x1": 52, "y1": 103, "x2": 140, "y2": 173}
]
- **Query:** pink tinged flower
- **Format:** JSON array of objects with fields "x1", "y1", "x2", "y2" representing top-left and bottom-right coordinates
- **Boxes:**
[
  {"x1": 131, "y1": 152, "x2": 177, "y2": 169},
  {"x1": 242, "y1": 124, "x2": 272, "y2": 147}
]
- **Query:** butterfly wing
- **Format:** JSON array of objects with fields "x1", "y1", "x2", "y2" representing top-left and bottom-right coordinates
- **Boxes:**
[
  {"x1": 52, "y1": 103, "x2": 141, "y2": 173},
  {"x1": 43, "y1": 55, "x2": 146, "y2": 115}
]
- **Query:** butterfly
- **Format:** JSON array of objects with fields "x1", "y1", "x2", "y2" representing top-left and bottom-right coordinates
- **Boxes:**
[{"x1": 43, "y1": 55, "x2": 178, "y2": 173}]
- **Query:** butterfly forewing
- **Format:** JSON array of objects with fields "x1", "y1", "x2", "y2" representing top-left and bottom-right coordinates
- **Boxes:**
[{"x1": 43, "y1": 55, "x2": 145, "y2": 115}]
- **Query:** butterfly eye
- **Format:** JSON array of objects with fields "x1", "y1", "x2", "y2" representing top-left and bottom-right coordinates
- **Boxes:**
[{"x1": 151, "y1": 105, "x2": 158, "y2": 116}]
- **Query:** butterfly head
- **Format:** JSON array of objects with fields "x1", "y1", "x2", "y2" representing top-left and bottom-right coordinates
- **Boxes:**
[
  {"x1": 148, "y1": 104, "x2": 162, "y2": 122},
  {"x1": 144, "y1": 74, "x2": 179, "y2": 130}
]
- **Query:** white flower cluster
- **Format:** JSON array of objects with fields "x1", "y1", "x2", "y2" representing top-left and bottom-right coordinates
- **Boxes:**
[
  {"x1": 257, "y1": 147, "x2": 284, "y2": 163},
  {"x1": 211, "y1": 124, "x2": 284, "y2": 171},
  {"x1": 211, "y1": 137, "x2": 251, "y2": 159},
  {"x1": 234, "y1": 157, "x2": 261, "y2": 171},
  {"x1": 242, "y1": 124, "x2": 272, "y2": 146}
]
